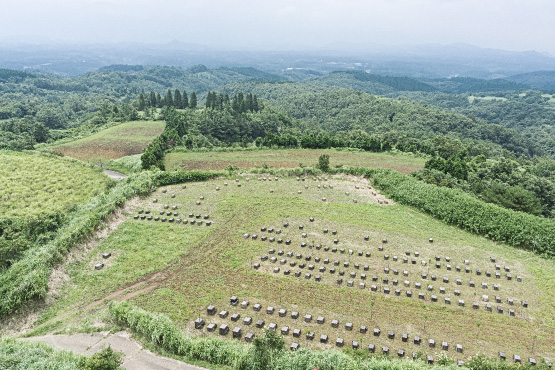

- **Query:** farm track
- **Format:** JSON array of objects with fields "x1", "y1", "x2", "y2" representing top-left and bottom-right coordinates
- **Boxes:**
[{"x1": 84, "y1": 207, "x2": 255, "y2": 312}]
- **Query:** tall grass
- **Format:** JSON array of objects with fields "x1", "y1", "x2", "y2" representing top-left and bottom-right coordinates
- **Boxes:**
[
  {"x1": 0, "y1": 338, "x2": 82, "y2": 370},
  {"x1": 0, "y1": 169, "x2": 220, "y2": 318}
]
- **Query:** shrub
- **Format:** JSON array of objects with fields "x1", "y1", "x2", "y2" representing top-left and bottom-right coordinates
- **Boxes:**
[
  {"x1": 78, "y1": 346, "x2": 123, "y2": 370},
  {"x1": 317, "y1": 154, "x2": 330, "y2": 172}
]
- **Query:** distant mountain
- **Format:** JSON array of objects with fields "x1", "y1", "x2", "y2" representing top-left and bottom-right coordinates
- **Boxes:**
[
  {"x1": 506, "y1": 71, "x2": 555, "y2": 90},
  {"x1": 313, "y1": 71, "x2": 437, "y2": 95},
  {"x1": 1, "y1": 42, "x2": 555, "y2": 79},
  {"x1": 424, "y1": 77, "x2": 529, "y2": 93}
]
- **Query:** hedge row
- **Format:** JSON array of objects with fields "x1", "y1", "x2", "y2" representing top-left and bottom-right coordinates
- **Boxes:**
[
  {"x1": 340, "y1": 167, "x2": 555, "y2": 257},
  {"x1": 109, "y1": 300, "x2": 549, "y2": 370},
  {"x1": 0, "y1": 170, "x2": 219, "y2": 318}
]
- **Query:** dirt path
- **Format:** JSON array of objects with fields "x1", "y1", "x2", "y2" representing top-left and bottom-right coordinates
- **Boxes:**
[
  {"x1": 103, "y1": 169, "x2": 127, "y2": 180},
  {"x1": 22, "y1": 331, "x2": 208, "y2": 370}
]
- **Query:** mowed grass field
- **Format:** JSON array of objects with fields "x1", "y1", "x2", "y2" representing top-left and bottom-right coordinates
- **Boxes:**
[
  {"x1": 0, "y1": 151, "x2": 111, "y2": 217},
  {"x1": 165, "y1": 149, "x2": 426, "y2": 174},
  {"x1": 51, "y1": 120, "x2": 165, "y2": 163},
  {"x1": 33, "y1": 174, "x2": 555, "y2": 364}
]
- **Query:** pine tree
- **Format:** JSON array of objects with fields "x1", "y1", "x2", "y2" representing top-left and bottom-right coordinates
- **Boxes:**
[
  {"x1": 174, "y1": 89, "x2": 183, "y2": 109},
  {"x1": 165, "y1": 89, "x2": 174, "y2": 107},
  {"x1": 216, "y1": 94, "x2": 223, "y2": 110},
  {"x1": 156, "y1": 93, "x2": 162, "y2": 108},
  {"x1": 189, "y1": 91, "x2": 197, "y2": 109},
  {"x1": 149, "y1": 91, "x2": 156, "y2": 107},
  {"x1": 246, "y1": 93, "x2": 253, "y2": 112},
  {"x1": 253, "y1": 95, "x2": 259, "y2": 112},
  {"x1": 224, "y1": 93, "x2": 230, "y2": 106},
  {"x1": 182, "y1": 91, "x2": 189, "y2": 108},
  {"x1": 232, "y1": 95, "x2": 240, "y2": 112},
  {"x1": 206, "y1": 91, "x2": 213, "y2": 109},
  {"x1": 138, "y1": 93, "x2": 146, "y2": 111}
]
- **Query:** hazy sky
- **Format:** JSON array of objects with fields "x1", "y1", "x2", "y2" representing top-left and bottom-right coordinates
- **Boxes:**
[{"x1": 2, "y1": 0, "x2": 555, "y2": 53}]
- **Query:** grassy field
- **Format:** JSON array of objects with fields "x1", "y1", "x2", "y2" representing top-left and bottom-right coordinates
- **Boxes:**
[
  {"x1": 29, "y1": 173, "x2": 555, "y2": 364},
  {"x1": 165, "y1": 149, "x2": 426, "y2": 174},
  {"x1": 50, "y1": 120, "x2": 165, "y2": 163},
  {"x1": 0, "y1": 151, "x2": 111, "y2": 218}
]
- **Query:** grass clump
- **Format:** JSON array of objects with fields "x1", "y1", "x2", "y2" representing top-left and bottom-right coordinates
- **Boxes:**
[{"x1": 0, "y1": 337, "x2": 82, "y2": 370}]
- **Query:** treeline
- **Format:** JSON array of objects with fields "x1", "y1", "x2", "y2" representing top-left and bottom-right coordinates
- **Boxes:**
[
  {"x1": 141, "y1": 100, "x2": 293, "y2": 169},
  {"x1": 138, "y1": 89, "x2": 198, "y2": 110},
  {"x1": 416, "y1": 154, "x2": 555, "y2": 218},
  {"x1": 221, "y1": 82, "x2": 541, "y2": 158},
  {"x1": 205, "y1": 91, "x2": 261, "y2": 113}
]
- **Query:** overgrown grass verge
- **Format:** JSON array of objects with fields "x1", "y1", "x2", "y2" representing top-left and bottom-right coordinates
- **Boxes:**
[
  {"x1": 0, "y1": 337, "x2": 82, "y2": 370},
  {"x1": 109, "y1": 300, "x2": 548, "y2": 370},
  {"x1": 0, "y1": 170, "x2": 221, "y2": 318},
  {"x1": 338, "y1": 167, "x2": 555, "y2": 257}
]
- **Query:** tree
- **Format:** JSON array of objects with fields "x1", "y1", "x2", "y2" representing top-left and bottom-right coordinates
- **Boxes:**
[
  {"x1": 174, "y1": 89, "x2": 182, "y2": 109},
  {"x1": 165, "y1": 89, "x2": 173, "y2": 107},
  {"x1": 189, "y1": 91, "x2": 197, "y2": 108},
  {"x1": 317, "y1": 154, "x2": 330, "y2": 172},
  {"x1": 182, "y1": 90, "x2": 189, "y2": 108},
  {"x1": 138, "y1": 93, "x2": 146, "y2": 111},
  {"x1": 149, "y1": 91, "x2": 156, "y2": 107}
]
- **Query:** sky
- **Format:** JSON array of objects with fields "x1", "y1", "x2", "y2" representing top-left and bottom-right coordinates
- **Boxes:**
[{"x1": 2, "y1": 0, "x2": 555, "y2": 54}]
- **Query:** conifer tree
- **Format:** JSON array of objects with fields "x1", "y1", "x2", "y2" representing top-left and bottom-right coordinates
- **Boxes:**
[
  {"x1": 224, "y1": 93, "x2": 230, "y2": 106},
  {"x1": 149, "y1": 91, "x2": 156, "y2": 107},
  {"x1": 156, "y1": 93, "x2": 162, "y2": 108},
  {"x1": 189, "y1": 91, "x2": 197, "y2": 108},
  {"x1": 253, "y1": 95, "x2": 259, "y2": 112},
  {"x1": 205, "y1": 91, "x2": 213, "y2": 109},
  {"x1": 174, "y1": 89, "x2": 183, "y2": 109},
  {"x1": 232, "y1": 94, "x2": 240, "y2": 112},
  {"x1": 165, "y1": 89, "x2": 174, "y2": 107},
  {"x1": 246, "y1": 93, "x2": 253, "y2": 112},
  {"x1": 216, "y1": 93, "x2": 223, "y2": 110},
  {"x1": 138, "y1": 93, "x2": 146, "y2": 111}
]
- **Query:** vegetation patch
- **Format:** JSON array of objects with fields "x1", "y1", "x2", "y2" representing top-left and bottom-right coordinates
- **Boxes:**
[
  {"x1": 50, "y1": 120, "x2": 165, "y2": 163},
  {"x1": 0, "y1": 151, "x2": 112, "y2": 269},
  {"x1": 165, "y1": 149, "x2": 426, "y2": 174},
  {"x1": 0, "y1": 337, "x2": 82, "y2": 370},
  {"x1": 30, "y1": 174, "x2": 555, "y2": 365}
]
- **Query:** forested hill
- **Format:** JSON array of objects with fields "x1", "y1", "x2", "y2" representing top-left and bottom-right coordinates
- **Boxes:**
[
  {"x1": 0, "y1": 65, "x2": 285, "y2": 150},
  {"x1": 1, "y1": 64, "x2": 553, "y2": 157},
  {"x1": 506, "y1": 70, "x2": 555, "y2": 90},
  {"x1": 221, "y1": 81, "x2": 539, "y2": 157}
]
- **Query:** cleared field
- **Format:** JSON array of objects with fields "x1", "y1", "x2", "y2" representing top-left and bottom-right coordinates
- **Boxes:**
[
  {"x1": 34, "y1": 174, "x2": 555, "y2": 364},
  {"x1": 0, "y1": 151, "x2": 111, "y2": 218},
  {"x1": 51, "y1": 121, "x2": 165, "y2": 163},
  {"x1": 165, "y1": 149, "x2": 426, "y2": 174}
]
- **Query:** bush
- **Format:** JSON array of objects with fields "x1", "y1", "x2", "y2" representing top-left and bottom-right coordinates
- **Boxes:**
[
  {"x1": 317, "y1": 154, "x2": 330, "y2": 172},
  {"x1": 78, "y1": 346, "x2": 123, "y2": 370}
]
